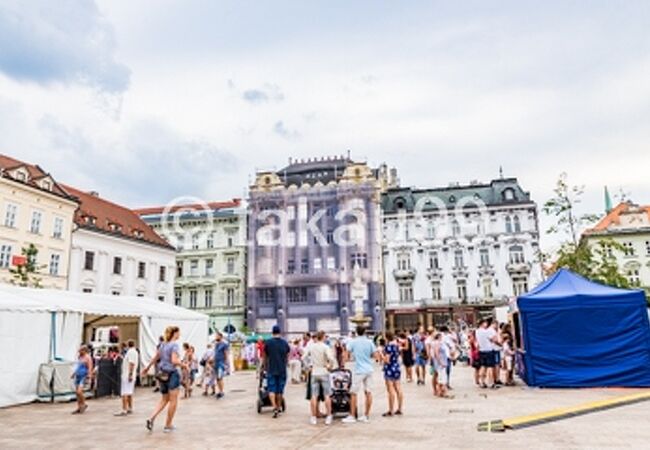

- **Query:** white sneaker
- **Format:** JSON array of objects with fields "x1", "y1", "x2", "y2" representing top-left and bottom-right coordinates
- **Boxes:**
[
  {"x1": 342, "y1": 415, "x2": 357, "y2": 424},
  {"x1": 310, "y1": 416, "x2": 318, "y2": 426},
  {"x1": 325, "y1": 415, "x2": 333, "y2": 426},
  {"x1": 358, "y1": 415, "x2": 370, "y2": 423}
]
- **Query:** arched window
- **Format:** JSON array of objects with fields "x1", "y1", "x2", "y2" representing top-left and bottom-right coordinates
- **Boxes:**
[
  {"x1": 502, "y1": 188, "x2": 516, "y2": 201},
  {"x1": 513, "y1": 215, "x2": 521, "y2": 233},
  {"x1": 505, "y1": 216, "x2": 513, "y2": 233}
]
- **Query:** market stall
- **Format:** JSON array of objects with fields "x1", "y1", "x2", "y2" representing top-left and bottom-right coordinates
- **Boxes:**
[
  {"x1": 0, "y1": 284, "x2": 208, "y2": 408},
  {"x1": 515, "y1": 268, "x2": 650, "y2": 387}
]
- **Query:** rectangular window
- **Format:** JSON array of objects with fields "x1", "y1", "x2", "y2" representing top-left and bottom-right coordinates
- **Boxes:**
[
  {"x1": 190, "y1": 259, "x2": 199, "y2": 276},
  {"x1": 175, "y1": 290, "x2": 182, "y2": 306},
  {"x1": 287, "y1": 259, "x2": 295, "y2": 274},
  {"x1": 259, "y1": 288, "x2": 275, "y2": 304},
  {"x1": 227, "y1": 256, "x2": 235, "y2": 274},
  {"x1": 509, "y1": 246, "x2": 525, "y2": 264},
  {"x1": 53, "y1": 217, "x2": 64, "y2": 239},
  {"x1": 47, "y1": 253, "x2": 60, "y2": 276},
  {"x1": 112, "y1": 291, "x2": 121, "y2": 296},
  {"x1": 0, "y1": 244, "x2": 12, "y2": 268},
  {"x1": 513, "y1": 276, "x2": 529, "y2": 296},
  {"x1": 227, "y1": 235, "x2": 234, "y2": 247},
  {"x1": 189, "y1": 290, "x2": 197, "y2": 309},
  {"x1": 399, "y1": 284, "x2": 413, "y2": 303},
  {"x1": 176, "y1": 261, "x2": 183, "y2": 277},
  {"x1": 205, "y1": 259, "x2": 214, "y2": 276},
  {"x1": 623, "y1": 242, "x2": 635, "y2": 256},
  {"x1": 479, "y1": 248, "x2": 490, "y2": 267},
  {"x1": 646, "y1": 241, "x2": 650, "y2": 256},
  {"x1": 137, "y1": 261, "x2": 146, "y2": 278},
  {"x1": 431, "y1": 282, "x2": 441, "y2": 301},
  {"x1": 350, "y1": 253, "x2": 368, "y2": 269},
  {"x1": 82, "y1": 288, "x2": 92, "y2": 293},
  {"x1": 301, "y1": 258, "x2": 309, "y2": 274},
  {"x1": 226, "y1": 288, "x2": 235, "y2": 307},
  {"x1": 313, "y1": 257, "x2": 322, "y2": 271},
  {"x1": 429, "y1": 252, "x2": 439, "y2": 270},
  {"x1": 482, "y1": 278, "x2": 493, "y2": 298},
  {"x1": 205, "y1": 289, "x2": 213, "y2": 308},
  {"x1": 191, "y1": 234, "x2": 200, "y2": 250},
  {"x1": 159, "y1": 266, "x2": 166, "y2": 282},
  {"x1": 457, "y1": 279, "x2": 467, "y2": 301},
  {"x1": 327, "y1": 257, "x2": 335, "y2": 270},
  {"x1": 158, "y1": 296, "x2": 164, "y2": 302},
  {"x1": 326, "y1": 230, "x2": 334, "y2": 245},
  {"x1": 84, "y1": 251, "x2": 95, "y2": 271},
  {"x1": 206, "y1": 233, "x2": 214, "y2": 249},
  {"x1": 454, "y1": 250, "x2": 464, "y2": 269},
  {"x1": 4, "y1": 204, "x2": 17, "y2": 228},
  {"x1": 113, "y1": 256, "x2": 122, "y2": 275},
  {"x1": 287, "y1": 287, "x2": 307, "y2": 303},
  {"x1": 30, "y1": 211, "x2": 42, "y2": 234},
  {"x1": 397, "y1": 253, "x2": 411, "y2": 270}
]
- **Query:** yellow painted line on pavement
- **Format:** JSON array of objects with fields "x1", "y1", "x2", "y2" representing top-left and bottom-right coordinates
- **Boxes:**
[{"x1": 478, "y1": 391, "x2": 650, "y2": 432}]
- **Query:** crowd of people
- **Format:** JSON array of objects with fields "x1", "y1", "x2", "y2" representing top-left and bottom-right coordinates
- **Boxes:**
[{"x1": 68, "y1": 317, "x2": 518, "y2": 432}]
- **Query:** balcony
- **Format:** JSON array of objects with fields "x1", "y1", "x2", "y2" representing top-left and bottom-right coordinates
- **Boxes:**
[
  {"x1": 393, "y1": 267, "x2": 416, "y2": 280},
  {"x1": 426, "y1": 267, "x2": 443, "y2": 280},
  {"x1": 478, "y1": 264, "x2": 495, "y2": 277},
  {"x1": 506, "y1": 261, "x2": 532, "y2": 274}
]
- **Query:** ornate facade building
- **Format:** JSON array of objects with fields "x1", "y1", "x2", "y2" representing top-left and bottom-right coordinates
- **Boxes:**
[
  {"x1": 381, "y1": 177, "x2": 543, "y2": 331},
  {"x1": 246, "y1": 156, "x2": 398, "y2": 335},
  {"x1": 137, "y1": 200, "x2": 247, "y2": 333},
  {"x1": 583, "y1": 201, "x2": 650, "y2": 294}
]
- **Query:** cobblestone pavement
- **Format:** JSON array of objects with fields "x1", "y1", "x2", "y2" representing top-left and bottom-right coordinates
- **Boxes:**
[{"x1": 1, "y1": 364, "x2": 649, "y2": 449}]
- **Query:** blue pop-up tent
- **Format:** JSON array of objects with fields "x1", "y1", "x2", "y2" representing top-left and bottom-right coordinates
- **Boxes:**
[{"x1": 517, "y1": 268, "x2": 650, "y2": 387}]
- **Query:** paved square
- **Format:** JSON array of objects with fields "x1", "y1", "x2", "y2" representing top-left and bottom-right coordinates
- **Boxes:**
[{"x1": 0, "y1": 365, "x2": 648, "y2": 449}]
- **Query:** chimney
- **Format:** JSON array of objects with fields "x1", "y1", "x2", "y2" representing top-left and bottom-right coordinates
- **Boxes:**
[{"x1": 88, "y1": 191, "x2": 99, "y2": 197}]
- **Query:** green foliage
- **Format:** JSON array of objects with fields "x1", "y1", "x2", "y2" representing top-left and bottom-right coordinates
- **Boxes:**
[
  {"x1": 545, "y1": 173, "x2": 630, "y2": 288},
  {"x1": 555, "y1": 239, "x2": 630, "y2": 289},
  {"x1": 9, "y1": 243, "x2": 44, "y2": 288}
]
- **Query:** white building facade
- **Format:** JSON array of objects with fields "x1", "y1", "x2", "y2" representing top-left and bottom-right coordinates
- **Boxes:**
[
  {"x1": 382, "y1": 178, "x2": 544, "y2": 331},
  {"x1": 584, "y1": 202, "x2": 650, "y2": 294},
  {"x1": 65, "y1": 186, "x2": 176, "y2": 301}
]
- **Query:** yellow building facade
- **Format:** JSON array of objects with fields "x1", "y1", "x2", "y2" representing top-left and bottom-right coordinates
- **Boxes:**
[{"x1": 0, "y1": 155, "x2": 78, "y2": 289}]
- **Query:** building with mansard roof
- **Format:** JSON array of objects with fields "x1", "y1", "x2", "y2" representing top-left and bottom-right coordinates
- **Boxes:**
[{"x1": 381, "y1": 177, "x2": 543, "y2": 331}]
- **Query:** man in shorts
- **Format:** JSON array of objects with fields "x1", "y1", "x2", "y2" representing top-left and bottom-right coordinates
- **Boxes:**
[
  {"x1": 212, "y1": 332, "x2": 229, "y2": 399},
  {"x1": 264, "y1": 325, "x2": 290, "y2": 418},
  {"x1": 342, "y1": 326, "x2": 378, "y2": 424},
  {"x1": 476, "y1": 318, "x2": 499, "y2": 388},
  {"x1": 115, "y1": 339, "x2": 138, "y2": 416},
  {"x1": 303, "y1": 330, "x2": 336, "y2": 425}
]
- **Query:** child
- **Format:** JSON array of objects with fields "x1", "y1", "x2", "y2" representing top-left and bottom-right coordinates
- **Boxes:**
[
  {"x1": 71, "y1": 345, "x2": 93, "y2": 414},
  {"x1": 502, "y1": 335, "x2": 516, "y2": 386}
]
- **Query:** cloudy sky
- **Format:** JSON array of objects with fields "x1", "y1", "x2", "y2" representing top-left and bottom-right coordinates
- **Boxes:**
[{"x1": 1, "y1": 0, "x2": 649, "y2": 250}]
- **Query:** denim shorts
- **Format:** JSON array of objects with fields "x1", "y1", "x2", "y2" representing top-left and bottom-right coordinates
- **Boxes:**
[
  {"x1": 74, "y1": 374, "x2": 86, "y2": 388},
  {"x1": 266, "y1": 373, "x2": 286, "y2": 394},
  {"x1": 160, "y1": 370, "x2": 181, "y2": 394},
  {"x1": 310, "y1": 374, "x2": 332, "y2": 397},
  {"x1": 215, "y1": 362, "x2": 226, "y2": 380}
]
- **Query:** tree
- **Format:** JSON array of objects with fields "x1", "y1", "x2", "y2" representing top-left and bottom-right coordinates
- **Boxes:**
[
  {"x1": 9, "y1": 243, "x2": 44, "y2": 288},
  {"x1": 544, "y1": 173, "x2": 630, "y2": 288}
]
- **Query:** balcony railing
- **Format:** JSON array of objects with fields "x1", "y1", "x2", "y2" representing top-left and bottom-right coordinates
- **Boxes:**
[
  {"x1": 506, "y1": 261, "x2": 532, "y2": 273},
  {"x1": 393, "y1": 268, "x2": 417, "y2": 279}
]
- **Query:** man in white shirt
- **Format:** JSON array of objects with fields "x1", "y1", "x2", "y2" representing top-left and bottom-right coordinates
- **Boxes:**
[
  {"x1": 303, "y1": 330, "x2": 336, "y2": 426},
  {"x1": 115, "y1": 339, "x2": 139, "y2": 416},
  {"x1": 475, "y1": 319, "x2": 498, "y2": 388}
]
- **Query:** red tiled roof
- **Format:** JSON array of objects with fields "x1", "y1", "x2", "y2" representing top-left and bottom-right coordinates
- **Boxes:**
[
  {"x1": 62, "y1": 184, "x2": 174, "y2": 250},
  {"x1": 0, "y1": 154, "x2": 75, "y2": 200},
  {"x1": 586, "y1": 202, "x2": 650, "y2": 233},
  {"x1": 134, "y1": 199, "x2": 241, "y2": 216}
]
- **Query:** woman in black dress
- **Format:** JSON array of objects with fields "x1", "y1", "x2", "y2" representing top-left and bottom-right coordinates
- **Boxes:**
[{"x1": 399, "y1": 331, "x2": 415, "y2": 382}]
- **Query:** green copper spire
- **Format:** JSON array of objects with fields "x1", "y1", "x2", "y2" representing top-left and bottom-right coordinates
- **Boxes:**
[{"x1": 604, "y1": 186, "x2": 613, "y2": 213}]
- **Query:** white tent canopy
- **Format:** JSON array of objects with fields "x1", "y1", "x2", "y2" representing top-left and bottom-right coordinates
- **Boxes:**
[{"x1": 0, "y1": 284, "x2": 208, "y2": 408}]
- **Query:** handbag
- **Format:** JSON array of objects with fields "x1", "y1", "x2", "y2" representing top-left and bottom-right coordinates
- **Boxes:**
[{"x1": 155, "y1": 370, "x2": 170, "y2": 383}]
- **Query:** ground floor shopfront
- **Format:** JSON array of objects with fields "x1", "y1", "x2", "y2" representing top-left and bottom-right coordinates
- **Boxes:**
[{"x1": 386, "y1": 303, "x2": 503, "y2": 332}]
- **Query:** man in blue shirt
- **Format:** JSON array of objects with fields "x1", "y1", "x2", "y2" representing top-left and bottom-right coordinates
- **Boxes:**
[
  {"x1": 264, "y1": 325, "x2": 290, "y2": 418},
  {"x1": 343, "y1": 325, "x2": 378, "y2": 423},
  {"x1": 212, "y1": 332, "x2": 229, "y2": 399}
]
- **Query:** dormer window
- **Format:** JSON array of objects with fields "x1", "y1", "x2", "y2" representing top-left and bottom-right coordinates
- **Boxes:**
[
  {"x1": 108, "y1": 222, "x2": 122, "y2": 233},
  {"x1": 84, "y1": 215, "x2": 97, "y2": 226},
  {"x1": 133, "y1": 229, "x2": 144, "y2": 238},
  {"x1": 41, "y1": 180, "x2": 52, "y2": 191},
  {"x1": 14, "y1": 170, "x2": 27, "y2": 181},
  {"x1": 503, "y1": 188, "x2": 516, "y2": 201}
]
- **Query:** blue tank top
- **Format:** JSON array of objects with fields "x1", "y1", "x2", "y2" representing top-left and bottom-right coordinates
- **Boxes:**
[
  {"x1": 75, "y1": 357, "x2": 88, "y2": 377},
  {"x1": 159, "y1": 342, "x2": 180, "y2": 372}
]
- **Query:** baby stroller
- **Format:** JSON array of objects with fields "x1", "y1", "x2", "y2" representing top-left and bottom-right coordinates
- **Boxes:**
[
  {"x1": 256, "y1": 369, "x2": 286, "y2": 414},
  {"x1": 329, "y1": 368, "x2": 353, "y2": 417}
]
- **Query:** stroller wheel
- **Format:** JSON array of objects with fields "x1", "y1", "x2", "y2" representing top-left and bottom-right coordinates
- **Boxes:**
[
  {"x1": 257, "y1": 399, "x2": 262, "y2": 414},
  {"x1": 281, "y1": 398, "x2": 286, "y2": 412}
]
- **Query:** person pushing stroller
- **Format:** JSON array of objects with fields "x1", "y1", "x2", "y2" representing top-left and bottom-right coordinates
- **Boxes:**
[{"x1": 302, "y1": 330, "x2": 336, "y2": 426}]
